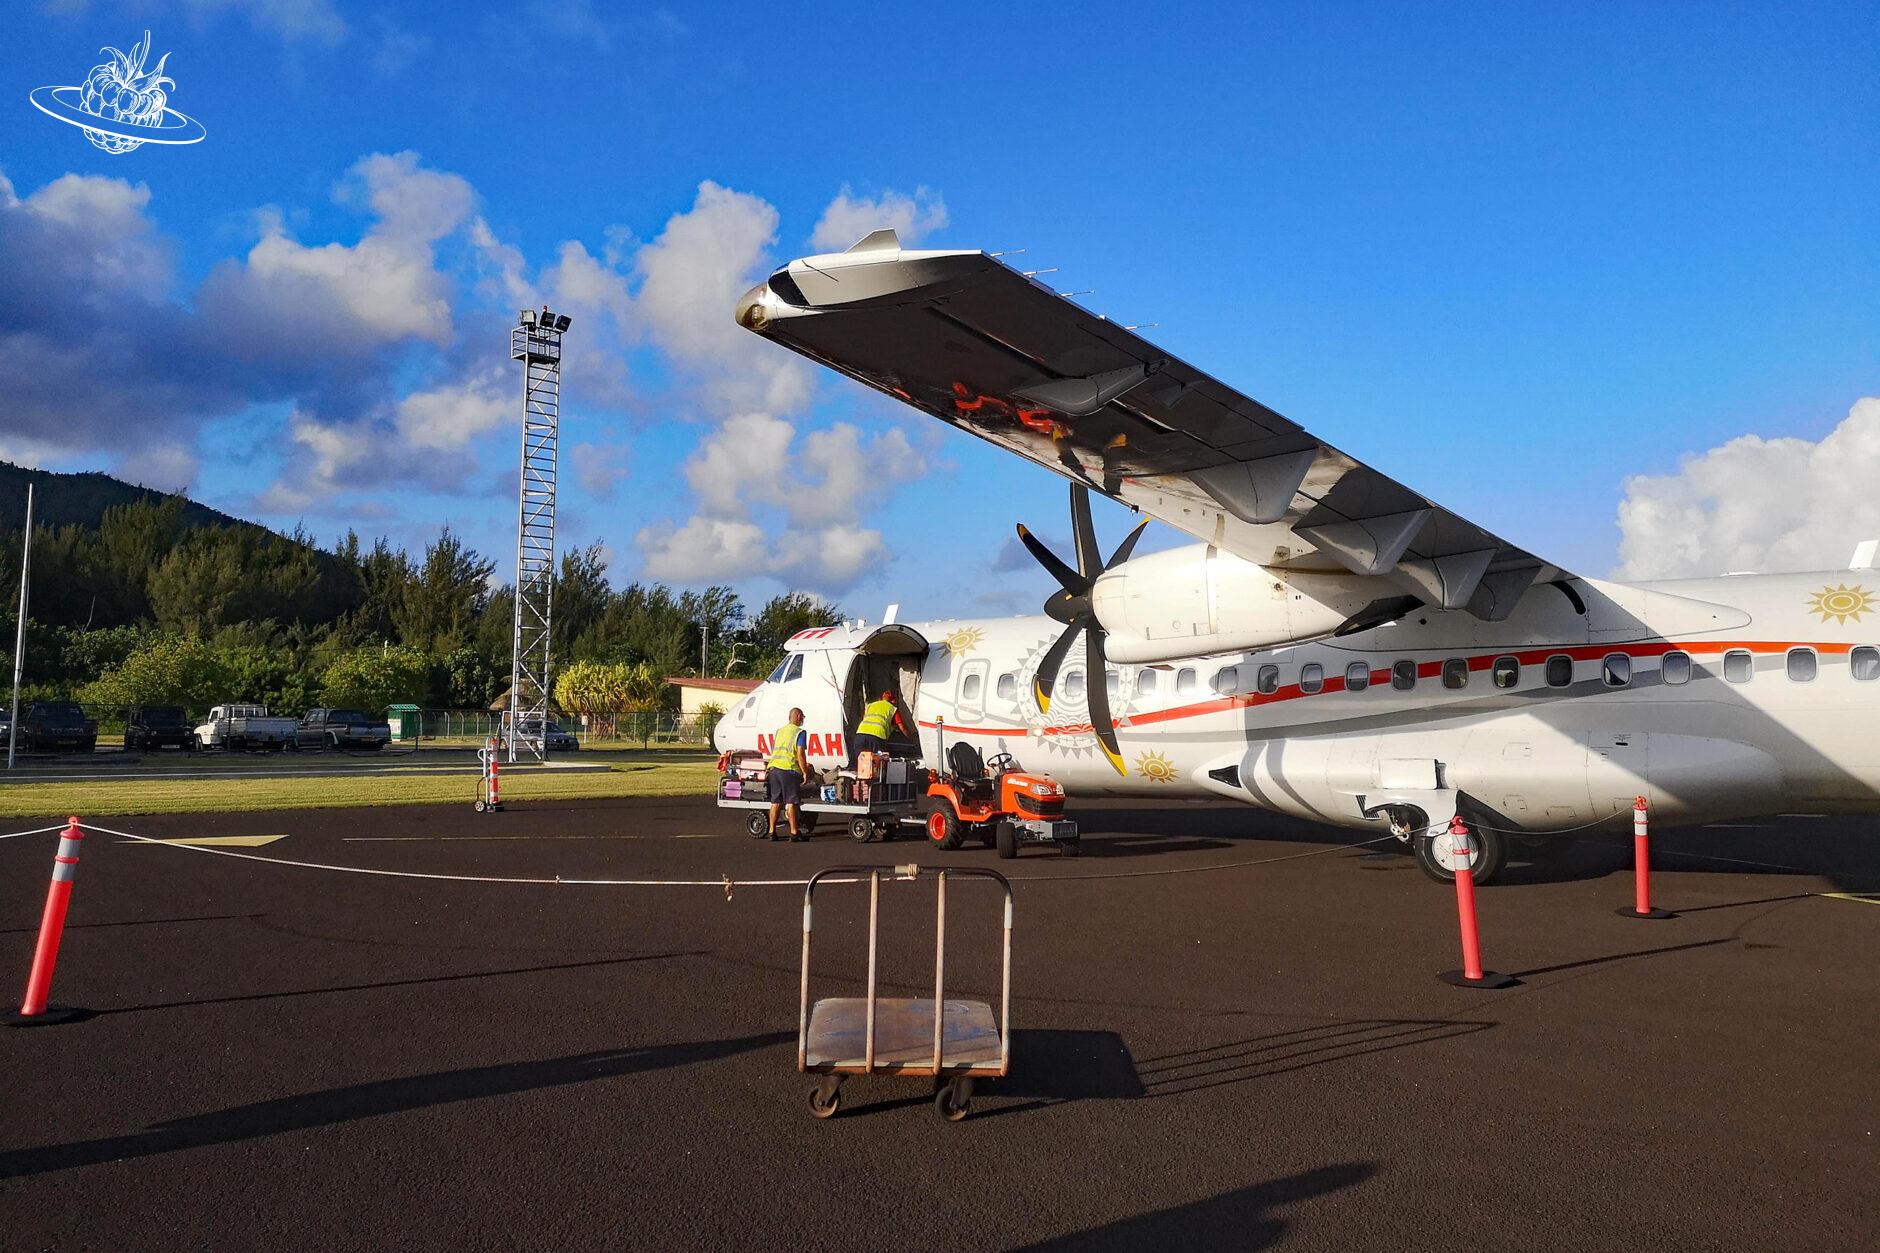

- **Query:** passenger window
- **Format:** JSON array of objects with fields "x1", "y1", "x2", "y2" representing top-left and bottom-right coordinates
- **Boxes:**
[
  {"x1": 1441, "y1": 658, "x2": 1468, "y2": 689},
  {"x1": 1723, "y1": 650, "x2": 1753, "y2": 683},
  {"x1": 1255, "y1": 665, "x2": 1279, "y2": 695},
  {"x1": 1064, "y1": 670, "x2": 1085, "y2": 698},
  {"x1": 1211, "y1": 666, "x2": 1240, "y2": 695},
  {"x1": 1786, "y1": 648, "x2": 1817, "y2": 682},
  {"x1": 1106, "y1": 670, "x2": 1121, "y2": 699},
  {"x1": 1345, "y1": 662, "x2": 1370, "y2": 693},
  {"x1": 1391, "y1": 659, "x2": 1417, "y2": 691},
  {"x1": 783, "y1": 655, "x2": 804, "y2": 683},
  {"x1": 1852, "y1": 646, "x2": 1880, "y2": 681},
  {"x1": 1545, "y1": 655, "x2": 1573, "y2": 687},
  {"x1": 1661, "y1": 651, "x2": 1691, "y2": 685},
  {"x1": 996, "y1": 673, "x2": 1017, "y2": 702},
  {"x1": 1602, "y1": 653, "x2": 1630, "y2": 687},
  {"x1": 1300, "y1": 663, "x2": 1324, "y2": 695},
  {"x1": 1136, "y1": 669, "x2": 1158, "y2": 697},
  {"x1": 1492, "y1": 657, "x2": 1519, "y2": 689},
  {"x1": 1175, "y1": 667, "x2": 1197, "y2": 695},
  {"x1": 961, "y1": 672, "x2": 983, "y2": 702}
]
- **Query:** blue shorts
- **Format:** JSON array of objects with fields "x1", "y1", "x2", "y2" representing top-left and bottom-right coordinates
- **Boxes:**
[{"x1": 767, "y1": 768, "x2": 801, "y2": 804}]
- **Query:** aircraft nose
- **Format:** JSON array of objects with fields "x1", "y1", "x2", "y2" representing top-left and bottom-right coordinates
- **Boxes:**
[{"x1": 735, "y1": 282, "x2": 773, "y2": 332}]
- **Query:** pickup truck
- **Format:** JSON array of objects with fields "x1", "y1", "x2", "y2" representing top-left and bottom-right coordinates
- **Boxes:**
[
  {"x1": 21, "y1": 701, "x2": 97, "y2": 753},
  {"x1": 126, "y1": 704, "x2": 196, "y2": 752},
  {"x1": 195, "y1": 703, "x2": 297, "y2": 752},
  {"x1": 295, "y1": 708, "x2": 391, "y2": 753}
]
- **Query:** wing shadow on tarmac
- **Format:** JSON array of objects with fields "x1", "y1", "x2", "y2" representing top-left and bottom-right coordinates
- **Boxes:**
[
  {"x1": 964, "y1": 1019, "x2": 1490, "y2": 1120},
  {"x1": 0, "y1": 1030, "x2": 790, "y2": 1180},
  {"x1": 1013, "y1": 1162, "x2": 1378, "y2": 1252}
]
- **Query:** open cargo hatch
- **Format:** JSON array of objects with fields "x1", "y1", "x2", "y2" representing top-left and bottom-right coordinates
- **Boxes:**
[{"x1": 782, "y1": 624, "x2": 930, "y2": 762}]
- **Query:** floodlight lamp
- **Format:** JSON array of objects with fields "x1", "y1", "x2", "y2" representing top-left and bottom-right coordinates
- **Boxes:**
[
  {"x1": 520, "y1": 308, "x2": 536, "y2": 325},
  {"x1": 555, "y1": 314, "x2": 572, "y2": 331}
]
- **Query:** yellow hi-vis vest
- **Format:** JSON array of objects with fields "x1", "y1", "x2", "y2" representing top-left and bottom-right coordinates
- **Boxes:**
[
  {"x1": 857, "y1": 699, "x2": 896, "y2": 740},
  {"x1": 768, "y1": 723, "x2": 804, "y2": 771}
]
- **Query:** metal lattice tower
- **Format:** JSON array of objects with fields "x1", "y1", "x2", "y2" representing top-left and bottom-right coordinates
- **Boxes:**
[{"x1": 507, "y1": 305, "x2": 571, "y2": 762}]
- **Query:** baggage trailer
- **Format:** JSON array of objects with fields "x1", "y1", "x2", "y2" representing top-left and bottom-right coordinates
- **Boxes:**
[
  {"x1": 717, "y1": 752, "x2": 923, "y2": 842},
  {"x1": 798, "y1": 865, "x2": 1012, "y2": 1122}
]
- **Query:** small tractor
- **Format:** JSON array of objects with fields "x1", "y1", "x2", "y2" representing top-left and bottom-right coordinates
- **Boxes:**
[{"x1": 921, "y1": 734, "x2": 1080, "y2": 858}]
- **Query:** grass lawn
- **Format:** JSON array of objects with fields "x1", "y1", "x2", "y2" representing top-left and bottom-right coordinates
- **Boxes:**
[{"x1": 0, "y1": 761, "x2": 721, "y2": 820}]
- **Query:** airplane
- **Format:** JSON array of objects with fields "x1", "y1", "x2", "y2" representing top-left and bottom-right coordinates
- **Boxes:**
[{"x1": 712, "y1": 229, "x2": 1880, "y2": 883}]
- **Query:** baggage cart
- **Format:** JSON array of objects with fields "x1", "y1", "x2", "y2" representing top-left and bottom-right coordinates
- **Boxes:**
[
  {"x1": 797, "y1": 864, "x2": 1012, "y2": 1121},
  {"x1": 717, "y1": 754, "x2": 923, "y2": 842}
]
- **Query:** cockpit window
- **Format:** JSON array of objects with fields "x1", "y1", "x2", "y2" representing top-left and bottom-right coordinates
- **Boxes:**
[
  {"x1": 783, "y1": 655, "x2": 804, "y2": 683},
  {"x1": 766, "y1": 657, "x2": 791, "y2": 683}
]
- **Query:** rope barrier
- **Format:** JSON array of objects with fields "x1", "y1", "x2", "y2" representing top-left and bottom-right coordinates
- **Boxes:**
[
  {"x1": 0, "y1": 825, "x2": 73, "y2": 842},
  {"x1": 71, "y1": 820, "x2": 1390, "y2": 894}
]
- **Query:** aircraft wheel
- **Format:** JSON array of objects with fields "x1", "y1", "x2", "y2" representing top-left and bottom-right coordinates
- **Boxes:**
[{"x1": 1416, "y1": 825, "x2": 1506, "y2": 886}]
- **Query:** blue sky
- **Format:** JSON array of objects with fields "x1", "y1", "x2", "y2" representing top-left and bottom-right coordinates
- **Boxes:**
[{"x1": 2, "y1": 0, "x2": 1875, "y2": 620}]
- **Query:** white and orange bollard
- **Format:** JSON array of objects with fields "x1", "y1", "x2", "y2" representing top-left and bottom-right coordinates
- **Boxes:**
[
  {"x1": 1616, "y1": 795, "x2": 1674, "y2": 920},
  {"x1": 1437, "y1": 816, "x2": 1518, "y2": 989},
  {"x1": 6, "y1": 816, "x2": 89, "y2": 1026}
]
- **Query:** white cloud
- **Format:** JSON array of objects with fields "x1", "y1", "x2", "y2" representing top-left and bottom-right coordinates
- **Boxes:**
[
  {"x1": 685, "y1": 413, "x2": 796, "y2": 513},
  {"x1": 634, "y1": 180, "x2": 809, "y2": 412},
  {"x1": 1615, "y1": 397, "x2": 1880, "y2": 579},
  {"x1": 115, "y1": 443, "x2": 200, "y2": 493},
  {"x1": 571, "y1": 441, "x2": 628, "y2": 500},
  {"x1": 637, "y1": 515, "x2": 769, "y2": 583},
  {"x1": 809, "y1": 185, "x2": 949, "y2": 254},
  {"x1": 182, "y1": 0, "x2": 348, "y2": 45}
]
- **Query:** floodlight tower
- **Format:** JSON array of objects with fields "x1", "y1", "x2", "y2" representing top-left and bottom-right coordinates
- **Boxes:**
[{"x1": 506, "y1": 305, "x2": 572, "y2": 763}]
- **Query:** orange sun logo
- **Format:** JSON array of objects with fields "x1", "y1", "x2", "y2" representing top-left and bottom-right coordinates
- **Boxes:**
[
  {"x1": 1135, "y1": 750, "x2": 1179, "y2": 783},
  {"x1": 1808, "y1": 584, "x2": 1873, "y2": 625}
]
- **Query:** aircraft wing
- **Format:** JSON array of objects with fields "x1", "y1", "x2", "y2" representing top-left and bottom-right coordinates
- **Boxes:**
[{"x1": 736, "y1": 230, "x2": 1565, "y2": 619}]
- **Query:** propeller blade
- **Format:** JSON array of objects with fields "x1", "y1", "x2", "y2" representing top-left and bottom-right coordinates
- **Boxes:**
[
  {"x1": 1070, "y1": 483, "x2": 1101, "y2": 578},
  {"x1": 1084, "y1": 622, "x2": 1126, "y2": 775},
  {"x1": 1105, "y1": 516, "x2": 1150, "y2": 570},
  {"x1": 1031, "y1": 618, "x2": 1082, "y2": 714},
  {"x1": 1016, "y1": 523, "x2": 1083, "y2": 595}
]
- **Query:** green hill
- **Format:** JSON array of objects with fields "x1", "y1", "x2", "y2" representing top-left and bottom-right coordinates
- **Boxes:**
[{"x1": 0, "y1": 461, "x2": 250, "y2": 533}]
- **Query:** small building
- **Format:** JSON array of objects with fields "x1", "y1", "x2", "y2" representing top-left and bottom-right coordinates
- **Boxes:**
[{"x1": 665, "y1": 676, "x2": 759, "y2": 717}]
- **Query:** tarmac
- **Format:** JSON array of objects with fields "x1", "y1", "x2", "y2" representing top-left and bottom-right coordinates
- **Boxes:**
[{"x1": 0, "y1": 796, "x2": 1874, "y2": 1251}]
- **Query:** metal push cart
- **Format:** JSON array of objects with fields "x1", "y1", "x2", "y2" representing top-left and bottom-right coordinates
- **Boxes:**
[{"x1": 798, "y1": 865, "x2": 1012, "y2": 1121}]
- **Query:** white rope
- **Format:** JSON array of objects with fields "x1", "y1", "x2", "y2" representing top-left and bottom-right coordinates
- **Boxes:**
[
  {"x1": 0, "y1": 824, "x2": 71, "y2": 841},
  {"x1": 74, "y1": 820, "x2": 1387, "y2": 892}
]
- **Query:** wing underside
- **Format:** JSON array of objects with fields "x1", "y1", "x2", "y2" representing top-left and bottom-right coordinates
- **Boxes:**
[{"x1": 737, "y1": 235, "x2": 1565, "y2": 620}]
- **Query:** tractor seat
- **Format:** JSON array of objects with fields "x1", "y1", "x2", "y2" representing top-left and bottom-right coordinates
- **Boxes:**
[{"x1": 949, "y1": 742, "x2": 987, "y2": 781}]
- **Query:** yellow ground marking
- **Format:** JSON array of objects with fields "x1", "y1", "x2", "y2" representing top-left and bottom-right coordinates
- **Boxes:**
[
  {"x1": 121, "y1": 834, "x2": 288, "y2": 847},
  {"x1": 1819, "y1": 892, "x2": 1880, "y2": 906}
]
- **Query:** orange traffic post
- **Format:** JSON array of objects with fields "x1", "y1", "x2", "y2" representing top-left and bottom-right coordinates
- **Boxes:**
[
  {"x1": 1617, "y1": 795, "x2": 1675, "y2": 920},
  {"x1": 7, "y1": 816, "x2": 89, "y2": 1026},
  {"x1": 489, "y1": 743, "x2": 502, "y2": 810},
  {"x1": 1438, "y1": 816, "x2": 1518, "y2": 989}
]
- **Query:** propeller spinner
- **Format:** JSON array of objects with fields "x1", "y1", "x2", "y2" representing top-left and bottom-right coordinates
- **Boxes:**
[{"x1": 1016, "y1": 483, "x2": 1147, "y2": 775}]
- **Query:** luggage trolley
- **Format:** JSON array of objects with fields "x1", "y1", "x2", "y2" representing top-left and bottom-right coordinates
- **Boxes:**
[
  {"x1": 717, "y1": 753, "x2": 922, "y2": 842},
  {"x1": 798, "y1": 865, "x2": 1012, "y2": 1122}
]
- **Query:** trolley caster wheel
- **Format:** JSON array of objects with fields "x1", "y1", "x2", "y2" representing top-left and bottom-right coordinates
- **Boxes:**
[
  {"x1": 850, "y1": 816, "x2": 875, "y2": 843},
  {"x1": 935, "y1": 1078, "x2": 973, "y2": 1122},
  {"x1": 746, "y1": 812, "x2": 772, "y2": 839},
  {"x1": 809, "y1": 1079, "x2": 842, "y2": 1119}
]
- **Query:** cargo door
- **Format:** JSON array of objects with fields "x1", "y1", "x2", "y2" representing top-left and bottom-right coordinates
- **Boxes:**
[{"x1": 835, "y1": 624, "x2": 929, "y2": 761}]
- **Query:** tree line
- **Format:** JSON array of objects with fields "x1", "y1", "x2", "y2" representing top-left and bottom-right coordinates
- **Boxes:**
[{"x1": 0, "y1": 497, "x2": 839, "y2": 717}]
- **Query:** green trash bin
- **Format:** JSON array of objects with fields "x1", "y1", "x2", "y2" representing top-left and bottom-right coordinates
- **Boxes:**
[{"x1": 388, "y1": 703, "x2": 421, "y2": 743}]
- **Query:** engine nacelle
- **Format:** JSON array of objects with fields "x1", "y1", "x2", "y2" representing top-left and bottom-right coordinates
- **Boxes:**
[{"x1": 1091, "y1": 543, "x2": 1388, "y2": 663}]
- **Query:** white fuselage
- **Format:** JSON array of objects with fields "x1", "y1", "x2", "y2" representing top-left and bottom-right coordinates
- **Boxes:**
[{"x1": 714, "y1": 569, "x2": 1880, "y2": 834}]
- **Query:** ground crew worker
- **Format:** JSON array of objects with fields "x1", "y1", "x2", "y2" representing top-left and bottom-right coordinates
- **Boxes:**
[
  {"x1": 853, "y1": 689, "x2": 907, "y2": 763},
  {"x1": 766, "y1": 706, "x2": 809, "y2": 841}
]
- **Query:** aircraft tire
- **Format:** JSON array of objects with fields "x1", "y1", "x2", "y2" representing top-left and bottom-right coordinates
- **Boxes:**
[{"x1": 1415, "y1": 826, "x2": 1505, "y2": 886}]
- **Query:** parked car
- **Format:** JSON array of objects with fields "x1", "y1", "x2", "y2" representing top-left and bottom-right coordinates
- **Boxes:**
[
  {"x1": 126, "y1": 704, "x2": 196, "y2": 752},
  {"x1": 543, "y1": 719, "x2": 579, "y2": 752},
  {"x1": 23, "y1": 701, "x2": 98, "y2": 753},
  {"x1": 295, "y1": 708, "x2": 391, "y2": 753},
  {"x1": 195, "y1": 703, "x2": 297, "y2": 752}
]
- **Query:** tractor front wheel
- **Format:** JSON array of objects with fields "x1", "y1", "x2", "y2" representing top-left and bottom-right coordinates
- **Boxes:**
[{"x1": 923, "y1": 798, "x2": 965, "y2": 850}]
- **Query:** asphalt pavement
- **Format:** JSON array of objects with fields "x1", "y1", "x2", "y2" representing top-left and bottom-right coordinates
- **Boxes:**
[{"x1": 0, "y1": 796, "x2": 1874, "y2": 1250}]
